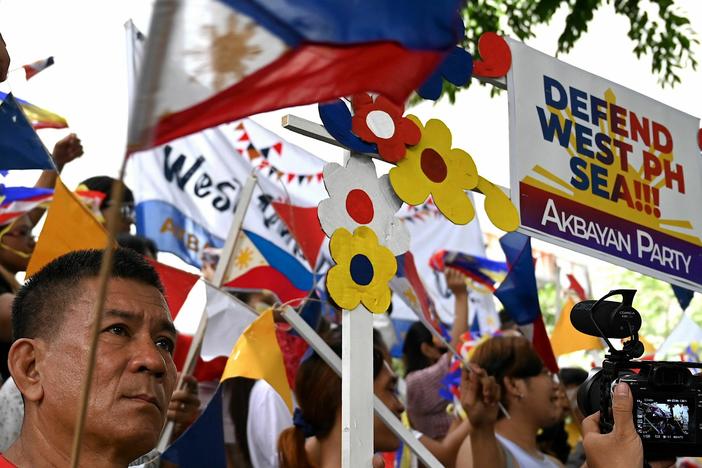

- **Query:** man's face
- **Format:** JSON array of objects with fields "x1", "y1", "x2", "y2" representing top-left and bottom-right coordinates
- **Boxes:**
[{"x1": 38, "y1": 277, "x2": 177, "y2": 457}]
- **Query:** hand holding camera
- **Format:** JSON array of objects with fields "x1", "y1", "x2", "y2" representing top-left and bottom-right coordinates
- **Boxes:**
[
  {"x1": 582, "y1": 382, "x2": 644, "y2": 468},
  {"x1": 573, "y1": 289, "x2": 702, "y2": 461}
]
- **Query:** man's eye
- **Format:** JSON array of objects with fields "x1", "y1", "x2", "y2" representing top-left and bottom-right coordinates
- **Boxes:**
[
  {"x1": 107, "y1": 325, "x2": 128, "y2": 336},
  {"x1": 156, "y1": 337, "x2": 175, "y2": 354}
]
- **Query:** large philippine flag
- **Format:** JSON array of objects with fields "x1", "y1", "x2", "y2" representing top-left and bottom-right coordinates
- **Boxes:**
[{"x1": 127, "y1": 0, "x2": 462, "y2": 150}]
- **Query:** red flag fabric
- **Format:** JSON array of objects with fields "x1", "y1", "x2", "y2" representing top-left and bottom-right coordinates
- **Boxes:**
[
  {"x1": 149, "y1": 259, "x2": 199, "y2": 319},
  {"x1": 566, "y1": 274, "x2": 587, "y2": 301},
  {"x1": 271, "y1": 201, "x2": 325, "y2": 270}
]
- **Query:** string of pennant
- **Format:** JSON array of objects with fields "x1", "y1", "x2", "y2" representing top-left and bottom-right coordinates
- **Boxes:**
[
  {"x1": 235, "y1": 123, "x2": 324, "y2": 185},
  {"x1": 399, "y1": 200, "x2": 442, "y2": 223}
]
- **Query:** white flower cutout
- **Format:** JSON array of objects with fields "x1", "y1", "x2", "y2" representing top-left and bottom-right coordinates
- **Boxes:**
[{"x1": 318, "y1": 156, "x2": 409, "y2": 255}]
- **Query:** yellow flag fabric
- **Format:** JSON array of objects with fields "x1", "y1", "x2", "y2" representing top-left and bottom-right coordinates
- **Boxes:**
[
  {"x1": 639, "y1": 335, "x2": 656, "y2": 356},
  {"x1": 220, "y1": 308, "x2": 293, "y2": 413},
  {"x1": 550, "y1": 296, "x2": 603, "y2": 357},
  {"x1": 26, "y1": 179, "x2": 110, "y2": 276}
]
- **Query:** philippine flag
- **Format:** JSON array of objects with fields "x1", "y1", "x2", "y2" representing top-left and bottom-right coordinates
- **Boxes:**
[
  {"x1": 391, "y1": 252, "x2": 443, "y2": 336},
  {"x1": 127, "y1": 0, "x2": 462, "y2": 150},
  {"x1": 429, "y1": 250, "x2": 508, "y2": 293},
  {"x1": 0, "y1": 186, "x2": 53, "y2": 225},
  {"x1": 224, "y1": 229, "x2": 314, "y2": 303},
  {"x1": 22, "y1": 56, "x2": 55, "y2": 80}
]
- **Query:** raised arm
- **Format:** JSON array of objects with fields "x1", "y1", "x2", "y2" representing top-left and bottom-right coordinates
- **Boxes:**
[
  {"x1": 446, "y1": 268, "x2": 469, "y2": 350},
  {"x1": 457, "y1": 365, "x2": 506, "y2": 468},
  {"x1": 28, "y1": 134, "x2": 84, "y2": 226}
]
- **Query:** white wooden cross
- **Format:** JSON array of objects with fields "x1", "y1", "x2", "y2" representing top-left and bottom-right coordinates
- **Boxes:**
[{"x1": 284, "y1": 118, "x2": 440, "y2": 467}]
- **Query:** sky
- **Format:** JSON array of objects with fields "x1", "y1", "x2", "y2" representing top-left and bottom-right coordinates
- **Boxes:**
[{"x1": 1, "y1": 0, "x2": 701, "y2": 303}]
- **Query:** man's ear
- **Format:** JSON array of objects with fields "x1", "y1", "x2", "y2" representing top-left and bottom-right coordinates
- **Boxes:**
[{"x1": 8, "y1": 338, "x2": 44, "y2": 402}]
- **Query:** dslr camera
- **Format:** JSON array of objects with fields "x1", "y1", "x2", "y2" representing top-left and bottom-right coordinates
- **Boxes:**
[{"x1": 573, "y1": 289, "x2": 702, "y2": 459}]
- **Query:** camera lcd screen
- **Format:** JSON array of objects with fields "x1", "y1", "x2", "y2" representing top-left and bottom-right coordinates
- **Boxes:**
[{"x1": 635, "y1": 396, "x2": 694, "y2": 443}]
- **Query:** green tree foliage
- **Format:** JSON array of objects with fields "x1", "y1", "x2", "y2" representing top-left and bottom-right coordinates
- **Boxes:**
[{"x1": 443, "y1": 0, "x2": 698, "y2": 102}]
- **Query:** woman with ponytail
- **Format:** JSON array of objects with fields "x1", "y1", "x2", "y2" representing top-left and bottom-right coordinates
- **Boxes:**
[{"x1": 278, "y1": 338, "x2": 404, "y2": 468}]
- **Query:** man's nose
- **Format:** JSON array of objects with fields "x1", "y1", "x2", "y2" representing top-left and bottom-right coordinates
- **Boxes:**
[{"x1": 130, "y1": 336, "x2": 167, "y2": 379}]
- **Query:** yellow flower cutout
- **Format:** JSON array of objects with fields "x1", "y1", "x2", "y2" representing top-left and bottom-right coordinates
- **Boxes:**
[
  {"x1": 326, "y1": 226, "x2": 397, "y2": 314},
  {"x1": 389, "y1": 116, "x2": 479, "y2": 225}
]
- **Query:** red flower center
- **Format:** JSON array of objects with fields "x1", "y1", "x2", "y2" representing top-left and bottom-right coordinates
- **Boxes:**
[
  {"x1": 420, "y1": 148, "x2": 448, "y2": 183},
  {"x1": 346, "y1": 189, "x2": 374, "y2": 224}
]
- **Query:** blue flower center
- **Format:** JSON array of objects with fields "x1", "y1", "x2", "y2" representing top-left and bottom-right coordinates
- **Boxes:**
[{"x1": 350, "y1": 254, "x2": 374, "y2": 286}]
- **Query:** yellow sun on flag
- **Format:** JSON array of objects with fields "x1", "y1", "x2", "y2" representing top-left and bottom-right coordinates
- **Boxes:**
[
  {"x1": 403, "y1": 288, "x2": 418, "y2": 306},
  {"x1": 187, "y1": 13, "x2": 263, "y2": 92},
  {"x1": 235, "y1": 246, "x2": 254, "y2": 270}
]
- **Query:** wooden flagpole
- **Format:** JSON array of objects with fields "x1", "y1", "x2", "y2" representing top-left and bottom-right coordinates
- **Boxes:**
[
  {"x1": 156, "y1": 172, "x2": 258, "y2": 452},
  {"x1": 69, "y1": 168, "x2": 129, "y2": 468}
]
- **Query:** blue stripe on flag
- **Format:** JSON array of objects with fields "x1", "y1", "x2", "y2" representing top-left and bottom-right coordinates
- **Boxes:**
[
  {"x1": 245, "y1": 229, "x2": 313, "y2": 292},
  {"x1": 219, "y1": 0, "x2": 462, "y2": 49},
  {"x1": 136, "y1": 200, "x2": 224, "y2": 268}
]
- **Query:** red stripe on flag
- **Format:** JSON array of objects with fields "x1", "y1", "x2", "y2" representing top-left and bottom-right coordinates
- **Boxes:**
[
  {"x1": 224, "y1": 265, "x2": 308, "y2": 303},
  {"x1": 150, "y1": 42, "x2": 444, "y2": 148}
]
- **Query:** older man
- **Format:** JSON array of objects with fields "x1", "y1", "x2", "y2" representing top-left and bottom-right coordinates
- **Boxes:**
[{"x1": 2, "y1": 248, "x2": 178, "y2": 467}]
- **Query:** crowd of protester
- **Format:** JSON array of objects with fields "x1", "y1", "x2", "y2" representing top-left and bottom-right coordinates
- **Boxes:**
[{"x1": 0, "y1": 33, "x2": 677, "y2": 468}]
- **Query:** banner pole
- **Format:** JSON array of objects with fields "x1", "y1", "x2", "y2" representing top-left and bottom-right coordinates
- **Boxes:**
[{"x1": 156, "y1": 172, "x2": 258, "y2": 451}]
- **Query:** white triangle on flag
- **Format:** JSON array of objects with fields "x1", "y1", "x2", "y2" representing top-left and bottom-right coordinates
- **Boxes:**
[
  {"x1": 201, "y1": 283, "x2": 258, "y2": 361},
  {"x1": 656, "y1": 314, "x2": 702, "y2": 358}
]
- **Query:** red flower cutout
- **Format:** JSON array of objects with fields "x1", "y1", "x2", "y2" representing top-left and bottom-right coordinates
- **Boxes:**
[{"x1": 351, "y1": 93, "x2": 421, "y2": 163}]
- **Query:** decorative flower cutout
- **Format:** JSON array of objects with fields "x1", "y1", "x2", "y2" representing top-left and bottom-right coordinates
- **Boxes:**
[
  {"x1": 326, "y1": 226, "x2": 396, "y2": 314},
  {"x1": 351, "y1": 94, "x2": 420, "y2": 163},
  {"x1": 318, "y1": 156, "x2": 409, "y2": 255},
  {"x1": 389, "y1": 116, "x2": 479, "y2": 225},
  {"x1": 318, "y1": 99, "x2": 378, "y2": 154},
  {"x1": 417, "y1": 46, "x2": 473, "y2": 101}
]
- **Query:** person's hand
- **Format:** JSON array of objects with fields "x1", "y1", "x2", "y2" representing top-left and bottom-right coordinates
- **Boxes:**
[
  {"x1": 52, "y1": 133, "x2": 84, "y2": 170},
  {"x1": 0, "y1": 34, "x2": 9, "y2": 82},
  {"x1": 445, "y1": 267, "x2": 467, "y2": 297},
  {"x1": 459, "y1": 364, "x2": 501, "y2": 430},
  {"x1": 582, "y1": 382, "x2": 643, "y2": 468},
  {"x1": 167, "y1": 375, "x2": 200, "y2": 427}
]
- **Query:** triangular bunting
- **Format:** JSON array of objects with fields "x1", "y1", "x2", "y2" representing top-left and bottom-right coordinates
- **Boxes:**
[
  {"x1": 297, "y1": 175, "x2": 305, "y2": 184},
  {"x1": 272, "y1": 142, "x2": 283, "y2": 155},
  {"x1": 261, "y1": 147, "x2": 270, "y2": 159},
  {"x1": 247, "y1": 144, "x2": 259, "y2": 160},
  {"x1": 237, "y1": 131, "x2": 250, "y2": 142},
  {"x1": 316, "y1": 172, "x2": 323, "y2": 182},
  {"x1": 287, "y1": 173, "x2": 295, "y2": 183}
]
